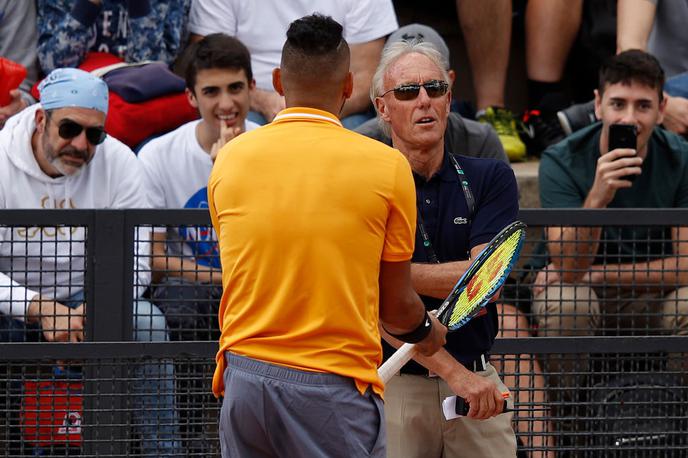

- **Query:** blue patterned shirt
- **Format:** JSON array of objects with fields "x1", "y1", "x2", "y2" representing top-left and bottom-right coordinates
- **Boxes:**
[{"x1": 38, "y1": 0, "x2": 189, "y2": 73}]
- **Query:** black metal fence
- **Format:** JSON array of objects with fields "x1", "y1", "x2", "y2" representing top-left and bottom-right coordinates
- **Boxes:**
[{"x1": 1, "y1": 209, "x2": 687, "y2": 457}]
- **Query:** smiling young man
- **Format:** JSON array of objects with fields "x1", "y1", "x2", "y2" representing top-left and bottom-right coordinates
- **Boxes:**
[
  {"x1": 137, "y1": 33, "x2": 257, "y2": 455},
  {"x1": 138, "y1": 33, "x2": 257, "y2": 341},
  {"x1": 533, "y1": 51, "x2": 688, "y2": 408},
  {"x1": 535, "y1": 50, "x2": 688, "y2": 336}
]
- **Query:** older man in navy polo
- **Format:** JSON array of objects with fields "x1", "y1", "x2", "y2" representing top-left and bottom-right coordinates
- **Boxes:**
[{"x1": 372, "y1": 39, "x2": 520, "y2": 457}]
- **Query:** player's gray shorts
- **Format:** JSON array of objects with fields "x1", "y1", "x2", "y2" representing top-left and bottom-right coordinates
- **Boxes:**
[{"x1": 219, "y1": 352, "x2": 386, "y2": 458}]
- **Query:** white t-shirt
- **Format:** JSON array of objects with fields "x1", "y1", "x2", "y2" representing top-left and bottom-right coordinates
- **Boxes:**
[
  {"x1": 0, "y1": 104, "x2": 150, "y2": 319},
  {"x1": 188, "y1": 0, "x2": 398, "y2": 91},
  {"x1": 138, "y1": 119, "x2": 259, "y2": 268}
]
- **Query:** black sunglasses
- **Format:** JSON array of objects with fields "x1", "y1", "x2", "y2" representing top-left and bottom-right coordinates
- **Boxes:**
[
  {"x1": 47, "y1": 113, "x2": 107, "y2": 145},
  {"x1": 380, "y1": 80, "x2": 449, "y2": 101}
]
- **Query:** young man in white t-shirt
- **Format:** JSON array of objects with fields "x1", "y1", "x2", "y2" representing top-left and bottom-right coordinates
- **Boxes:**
[
  {"x1": 137, "y1": 33, "x2": 257, "y2": 455},
  {"x1": 139, "y1": 34, "x2": 258, "y2": 342}
]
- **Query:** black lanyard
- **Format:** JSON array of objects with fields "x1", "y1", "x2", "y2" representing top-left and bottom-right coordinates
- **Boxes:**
[{"x1": 417, "y1": 153, "x2": 475, "y2": 264}]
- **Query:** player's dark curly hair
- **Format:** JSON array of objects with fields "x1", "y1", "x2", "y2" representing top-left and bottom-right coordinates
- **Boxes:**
[
  {"x1": 284, "y1": 14, "x2": 344, "y2": 56},
  {"x1": 281, "y1": 14, "x2": 349, "y2": 76}
]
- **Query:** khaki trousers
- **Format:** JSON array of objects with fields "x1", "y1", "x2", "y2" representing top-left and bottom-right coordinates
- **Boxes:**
[
  {"x1": 384, "y1": 363, "x2": 517, "y2": 458},
  {"x1": 531, "y1": 284, "x2": 688, "y2": 399},
  {"x1": 532, "y1": 284, "x2": 688, "y2": 336}
]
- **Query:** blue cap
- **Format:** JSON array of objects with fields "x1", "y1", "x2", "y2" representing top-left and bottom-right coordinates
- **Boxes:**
[{"x1": 38, "y1": 68, "x2": 109, "y2": 115}]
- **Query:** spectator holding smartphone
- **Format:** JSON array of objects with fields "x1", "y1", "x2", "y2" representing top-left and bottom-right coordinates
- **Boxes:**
[
  {"x1": 532, "y1": 50, "x2": 688, "y2": 389},
  {"x1": 532, "y1": 50, "x2": 688, "y2": 422}
]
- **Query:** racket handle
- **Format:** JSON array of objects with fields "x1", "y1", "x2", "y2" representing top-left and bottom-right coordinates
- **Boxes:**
[
  {"x1": 454, "y1": 394, "x2": 512, "y2": 416},
  {"x1": 378, "y1": 343, "x2": 417, "y2": 383}
]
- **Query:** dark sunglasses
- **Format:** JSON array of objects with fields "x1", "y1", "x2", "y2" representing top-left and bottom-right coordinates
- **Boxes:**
[
  {"x1": 47, "y1": 113, "x2": 107, "y2": 145},
  {"x1": 380, "y1": 80, "x2": 449, "y2": 101}
]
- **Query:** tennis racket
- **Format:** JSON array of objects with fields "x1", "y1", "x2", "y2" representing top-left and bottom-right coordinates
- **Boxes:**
[{"x1": 378, "y1": 220, "x2": 526, "y2": 383}]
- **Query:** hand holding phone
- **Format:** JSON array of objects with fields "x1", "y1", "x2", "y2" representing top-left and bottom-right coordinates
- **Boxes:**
[{"x1": 608, "y1": 123, "x2": 639, "y2": 182}]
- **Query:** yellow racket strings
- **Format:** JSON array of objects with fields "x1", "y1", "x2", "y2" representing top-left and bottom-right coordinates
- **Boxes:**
[{"x1": 447, "y1": 230, "x2": 523, "y2": 328}]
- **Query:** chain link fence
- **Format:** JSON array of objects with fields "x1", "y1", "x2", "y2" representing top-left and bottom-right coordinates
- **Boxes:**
[{"x1": 0, "y1": 209, "x2": 686, "y2": 457}]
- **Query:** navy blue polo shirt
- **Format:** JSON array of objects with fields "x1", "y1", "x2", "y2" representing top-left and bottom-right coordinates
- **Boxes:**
[{"x1": 382, "y1": 151, "x2": 519, "y2": 371}]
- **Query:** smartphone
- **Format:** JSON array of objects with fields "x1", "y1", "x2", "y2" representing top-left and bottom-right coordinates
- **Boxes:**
[{"x1": 608, "y1": 123, "x2": 638, "y2": 182}]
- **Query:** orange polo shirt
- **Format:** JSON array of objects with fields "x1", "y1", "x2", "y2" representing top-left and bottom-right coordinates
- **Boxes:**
[{"x1": 208, "y1": 107, "x2": 416, "y2": 398}]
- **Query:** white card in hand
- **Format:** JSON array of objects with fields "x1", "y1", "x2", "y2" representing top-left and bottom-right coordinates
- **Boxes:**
[{"x1": 442, "y1": 395, "x2": 461, "y2": 420}]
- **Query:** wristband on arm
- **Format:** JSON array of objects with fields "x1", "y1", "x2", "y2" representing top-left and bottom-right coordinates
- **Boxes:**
[{"x1": 384, "y1": 311, "x2": 433, "y2": 343}]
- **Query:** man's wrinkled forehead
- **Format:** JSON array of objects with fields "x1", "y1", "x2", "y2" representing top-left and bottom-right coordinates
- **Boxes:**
[{"x1": 386, "y1": 53, "x2": 444, "y2": 86}]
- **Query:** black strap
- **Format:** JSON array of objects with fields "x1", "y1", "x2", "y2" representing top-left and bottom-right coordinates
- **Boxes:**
[
  {"x1": 448, "y1": 154, "x2": 476, "y2": 218},
  {"x1": 417, "y1": 152, "x2": 475, "y2": 264},
  {"x1": 417, "y1": 211, "x2": 439, "y2": 264}
]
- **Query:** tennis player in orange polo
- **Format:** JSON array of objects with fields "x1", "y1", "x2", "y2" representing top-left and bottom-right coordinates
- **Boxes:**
[{"x1": 207, "y1": 14, "x2": 446, "y2": 458}]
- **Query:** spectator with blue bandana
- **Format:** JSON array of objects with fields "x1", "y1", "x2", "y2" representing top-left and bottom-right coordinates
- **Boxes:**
[
  {"x1": 0, "y1": 68, "x2": 180, "y2": 456},
  {"x1": 37, "y1": 0, "x2": 189, "y2": 74}
]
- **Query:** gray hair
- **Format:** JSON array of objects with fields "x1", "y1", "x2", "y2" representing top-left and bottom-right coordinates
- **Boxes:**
[{"x1": 370, "y1": 40, "x2": 450, "y2": 137}]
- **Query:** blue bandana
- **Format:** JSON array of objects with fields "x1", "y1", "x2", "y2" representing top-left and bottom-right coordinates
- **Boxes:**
[{"x1": 38, "y1": 68, "x2": 109, "y2": 115}]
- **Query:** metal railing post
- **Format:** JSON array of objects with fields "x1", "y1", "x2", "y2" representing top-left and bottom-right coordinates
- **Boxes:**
[{"x1": 83, "y1": 210, "x2": 129, "y2": 456}]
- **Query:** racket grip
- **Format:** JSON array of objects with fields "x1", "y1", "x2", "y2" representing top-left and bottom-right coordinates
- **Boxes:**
[
  {"x1": 378, "y1": 343, "x2": 417, "y2": 383},
  {"x1": 454, "y1": 394, "x2": 512, "y2": 416}
]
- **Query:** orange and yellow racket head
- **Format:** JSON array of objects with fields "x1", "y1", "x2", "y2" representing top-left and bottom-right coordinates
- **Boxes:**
[{"x1": 438, "y1": 221, "x2": 526, "y2": 331}]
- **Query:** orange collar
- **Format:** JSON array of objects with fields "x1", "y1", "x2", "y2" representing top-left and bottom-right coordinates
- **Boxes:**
[{"x1": 272, "y1": 107, "x2": 343, "y2": 127}]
